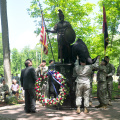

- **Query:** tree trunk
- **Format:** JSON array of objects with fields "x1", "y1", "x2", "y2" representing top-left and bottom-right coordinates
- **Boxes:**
[{"x1": 0, "y1": 0, "x2": 11, "y2": 87}]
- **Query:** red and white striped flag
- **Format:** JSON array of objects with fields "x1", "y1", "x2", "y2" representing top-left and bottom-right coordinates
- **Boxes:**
[{"x1": 40, "y1": 18, "x2": 48, "y2": 55}]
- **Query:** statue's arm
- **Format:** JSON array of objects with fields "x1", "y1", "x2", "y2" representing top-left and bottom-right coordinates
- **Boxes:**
[
  {"x1": 46, "y1": 29, "x2": 57, "y2": 33},
  {"x1": 46, "y1": 24, "x2": 57, "y2": 33}
]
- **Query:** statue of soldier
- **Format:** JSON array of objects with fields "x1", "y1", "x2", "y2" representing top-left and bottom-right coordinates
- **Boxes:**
[
  {"x1": 104, "y1": 56, "x2": 115, "y2": 105},
  {"x1": 46, "y1": 9, "x2": 76, "y2": 63}
]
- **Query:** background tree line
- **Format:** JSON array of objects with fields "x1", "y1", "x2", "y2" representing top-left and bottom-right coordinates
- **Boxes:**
[{"x1": 0, "y1": 0, "x2": 120, "y2": 76}]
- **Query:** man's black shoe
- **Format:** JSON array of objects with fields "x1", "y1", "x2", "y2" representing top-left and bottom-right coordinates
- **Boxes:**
[
  {"x1": 25, "y1": 111, "x2": 31, "y2": 113},
  {"x1": 31, "y1": 110, "x2": 37, "y2": 113}
]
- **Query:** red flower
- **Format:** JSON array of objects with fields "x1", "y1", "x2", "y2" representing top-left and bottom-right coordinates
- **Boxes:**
[
  {"x1": 64, "y1": 93, "x2": 66, "y2": 95},
  {"x1": 57, "y1": 72, "x2": 59, "y2": 74},
  {"x1": 52, "y1": 100, "x2": 54, "y2": 102},
  {"x1": 54, "y1": 102, "x2": 57, "y2": 104},
  {"x1": 36, "y1": 94, "x2": 38, "y2": 96},
  {"x1": 45, "y1": 103, "x2": 47, "y2": 105},
  {"x1": 56, "y1": 98, "x2": 58, "y2": 101},
  {"x1": 60, "y1": 98, "x2": 62, "y2": 100},
  {"x1": 47, "y1": 100, "x2": 49, "y2": 102},
  {"x1": 38, "y1": 78, "x2": 40, "y2": 80},
  {"x1": 45, "y1": 75, "x2": 47, "y2": 78},
  {"x1": 60, "y1": 93, "x2": 61, "y2": 95},
  {"x1": 59, "y1": 75, "x2": 61, "y2": 78},
  {"x1": 36, "y1": 84, "x2": 38, "y2": 86},
  {"x1": 35, "y1": 87, "x2": 36, "y2": 89},
  {"x1": 38, "y1": 91, "x2": 40, "y2": 93},
  {"x1": 55, "y1": 76, "x2": 57, "y2": 79},
  {"x1": 62, "y1": 83, "x2": 65, "y2": 85},
  {"x1": 43, "y1": 99, "x2": 45, "y2": 102},
  {"x1": 61, "y1": 86, "x2": 63, "y2": 88},
  {"x1": 37, "y1": 86, "x2": 39, "y2": 88},
  {"x1": 39, "y1": 99, "x2": 41, "y2": 101},
  {"x1": 36, "y1": 90, "x2": 38, "y2": 92},
  {"x1": 36, "y1": 80, "x2": 38, "y2": 82},
  {"x1": 59, "y1": 80, "x2": 61, "y2": 83},
  {"x1": 62, "y1": 89, "x2": 64, "y2": 91},
  {"x1": 42, "y1": 95, "x2": 44, "y2": 97},
  {"x1": 49, "y1": 102, "x2": 51, "y2": 104},
  {"x1": 38, "y1": 95, "x2": 41, "y2": 97}
]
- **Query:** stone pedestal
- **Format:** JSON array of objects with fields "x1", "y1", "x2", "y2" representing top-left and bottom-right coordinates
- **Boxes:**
[{"x1": 48, "y1": 63, "x2": 76, "y2": 108}]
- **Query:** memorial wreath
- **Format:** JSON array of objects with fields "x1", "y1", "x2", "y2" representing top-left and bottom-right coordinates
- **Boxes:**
[{"x1": 35, "y1": 70, "x2": 70, "y2": 106}]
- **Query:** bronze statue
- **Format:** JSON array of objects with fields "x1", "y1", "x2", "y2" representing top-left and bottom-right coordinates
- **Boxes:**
[{"x1": 46, "y1": 9, "x2": 76, "y2": 63}]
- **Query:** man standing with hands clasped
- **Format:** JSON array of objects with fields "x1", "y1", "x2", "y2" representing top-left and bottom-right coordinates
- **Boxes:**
[{"x1": 20, "y1": 59, "x2": 37, "y2": 113}]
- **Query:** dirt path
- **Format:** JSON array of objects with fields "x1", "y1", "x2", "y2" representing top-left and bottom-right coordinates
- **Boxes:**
[{"x1": 0, "y1": 99, "x2": 120, "y2": 120}]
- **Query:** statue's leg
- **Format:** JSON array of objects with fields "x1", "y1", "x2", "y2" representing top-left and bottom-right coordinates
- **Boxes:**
[{"x1": 60, "y1": 46, "x2": 63, "y2": 63}]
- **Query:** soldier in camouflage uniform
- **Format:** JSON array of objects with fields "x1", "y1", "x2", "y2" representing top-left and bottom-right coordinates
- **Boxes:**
[
  {"x1": 75, "y1": 56, "x2": 100, "y2": 114},
  {"x1": 104, "y1": 56, "x2": 115, "y2": 105},
  {"x1": 0, "y1": 80, "x2": 9, "y2": 101},
  {"x1": 89, "y1": 71, "x2": 94, "y2": 106},
  {"x1": 117, "y1": 65, "x2": 120, "y2": 89},
  {"x1": 35, "y1": 60, "x2": 48, "y2": 78},
  {"x1": 95, "y1": 59, "x2": 108, "y2": 109}
]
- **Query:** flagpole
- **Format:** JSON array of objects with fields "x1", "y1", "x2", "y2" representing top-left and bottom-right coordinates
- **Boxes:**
[
  {"x1": 41, "y1": 43, "x2": 43, "y2": 63},
  {"x1": 41, "y1": 43, "x2": 43, "y2": 75},
  {"x1": 38, "y1": 1, "x2": 55, "y2": 62}
]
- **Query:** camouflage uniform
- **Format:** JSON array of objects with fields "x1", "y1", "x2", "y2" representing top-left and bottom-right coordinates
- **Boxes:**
[
  {"x1": 35, "y1": 66, "x2": 48, "y2": 78},
  {"x1": 89, "y1": 71, "x2": 94, "y2": 103},
  {"x1": 106, "y1": 63, "x2": 115, "y2": 101},
  {"x1": 35, "y1": 66, "x2": 48, "y2": 97},
  {"x1": 1, "y1": 84, "x2": 9, "y2": 100},
  {"x1": 75, "y1": 58, "x2": 99, "y2": 107},
  {"x1": 117, "y1": 65, "x2": 120, "y2": 85},
  {"x1": 97, "y1": 65, "x2": 107, "y2": 105}
]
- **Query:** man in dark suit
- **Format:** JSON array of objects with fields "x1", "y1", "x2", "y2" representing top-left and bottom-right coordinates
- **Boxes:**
[{"x1": 20, "y1": 59, "x2": 37, "y2": 113}]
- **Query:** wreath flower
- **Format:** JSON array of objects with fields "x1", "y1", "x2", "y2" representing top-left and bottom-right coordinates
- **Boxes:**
[{"x1": 35, "y1": 70, "x2": 70, "y2": 106}]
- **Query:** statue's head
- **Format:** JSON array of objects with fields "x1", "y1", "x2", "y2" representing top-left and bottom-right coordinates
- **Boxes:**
[{"x1": 58, "y1": 9, "x2": 64, "y2": 21}]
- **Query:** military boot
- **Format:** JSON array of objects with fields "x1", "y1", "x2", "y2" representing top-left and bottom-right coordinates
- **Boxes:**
[
  {"x1": 84, "y1": 107, "x2": 89, "y2": 114},
  {"x1": 76, "y1": 106, "x2": 81, "y2": 114},
  {"x1": 102, "y1": 104, "x2": 107, "y2": 109},
  {"x1": 108, "y1": 100, "x2": 112, "y2": 106},
  {"x1": 95, "y1": 104, "x2": 102, "y2": 108},
  {"x1": 89, "y1": 102, "x2": 92, "y2": 107}
]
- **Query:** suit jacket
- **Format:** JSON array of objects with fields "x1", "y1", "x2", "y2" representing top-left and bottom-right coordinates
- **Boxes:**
[{"x1": 20, "y1": 66, "x2": 37, "y2": 90}]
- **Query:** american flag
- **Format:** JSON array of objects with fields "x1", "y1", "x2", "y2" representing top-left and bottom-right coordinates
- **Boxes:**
[{"x1": 40, "y1": 18, "x2": 48, "y2": 55}]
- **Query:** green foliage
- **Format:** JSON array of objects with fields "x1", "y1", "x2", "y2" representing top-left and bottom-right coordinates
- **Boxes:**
[
  {"x1": 95, "y1": 0, "x2": 120, "y2": 70},
  {"x1": 6, "y1": 96, "x2": 18, "y2": 104}
]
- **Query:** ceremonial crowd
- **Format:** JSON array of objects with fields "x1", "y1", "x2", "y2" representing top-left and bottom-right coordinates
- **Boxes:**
[{"x1": 0, "y1": 57, "x2": 120, "y2": 115}]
